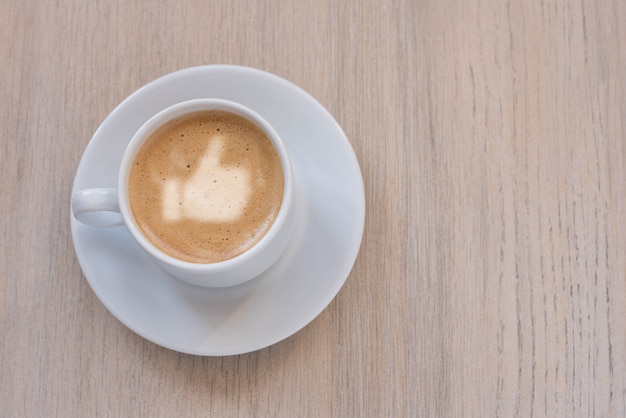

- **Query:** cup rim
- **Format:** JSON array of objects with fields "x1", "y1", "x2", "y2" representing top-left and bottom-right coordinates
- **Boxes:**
[{"x1": 117, "y1": 98, "x2": 293, "y2": 272}]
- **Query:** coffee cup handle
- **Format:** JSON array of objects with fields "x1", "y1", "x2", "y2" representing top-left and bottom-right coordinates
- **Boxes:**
[{"x1": 71, "y1": 188, "x2": 124, "y2": 227}]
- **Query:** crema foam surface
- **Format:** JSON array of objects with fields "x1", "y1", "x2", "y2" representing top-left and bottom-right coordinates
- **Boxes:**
[{"x1": 128, "y1": 110, "x2": 284, "y2": 263}]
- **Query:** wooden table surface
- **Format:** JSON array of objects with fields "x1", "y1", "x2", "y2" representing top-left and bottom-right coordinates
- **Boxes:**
[{"x1": 2, "y1": 0, "x2": 625, "y2": 416}]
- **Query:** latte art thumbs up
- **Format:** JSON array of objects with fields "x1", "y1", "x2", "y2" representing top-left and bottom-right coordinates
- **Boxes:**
[
  {"x1": 128, "y1": 110, "x2": 284, "y2": 264},
  {"x1": 162, "y1": 137, "x2": 252, "y2": 223}
]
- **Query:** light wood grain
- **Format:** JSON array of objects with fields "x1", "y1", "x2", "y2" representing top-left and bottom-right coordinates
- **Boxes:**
[{"x1": 1, "y1": 0, "x2": 625, "y2": 416}]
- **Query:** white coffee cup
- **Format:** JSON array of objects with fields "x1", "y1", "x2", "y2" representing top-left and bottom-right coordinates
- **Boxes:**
[{"x1": 72, "y1": 99, "x2": 296, "y2": 287}]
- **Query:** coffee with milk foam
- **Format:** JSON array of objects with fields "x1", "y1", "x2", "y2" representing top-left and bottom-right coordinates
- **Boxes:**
[{"x1": 128, "y1": 110, "x2": 284, "y2": 263}]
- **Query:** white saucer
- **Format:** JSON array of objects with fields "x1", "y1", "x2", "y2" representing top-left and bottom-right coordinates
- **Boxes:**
[{"x1": 70, "y1": 65, "x2": 365, "y2": 356}]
